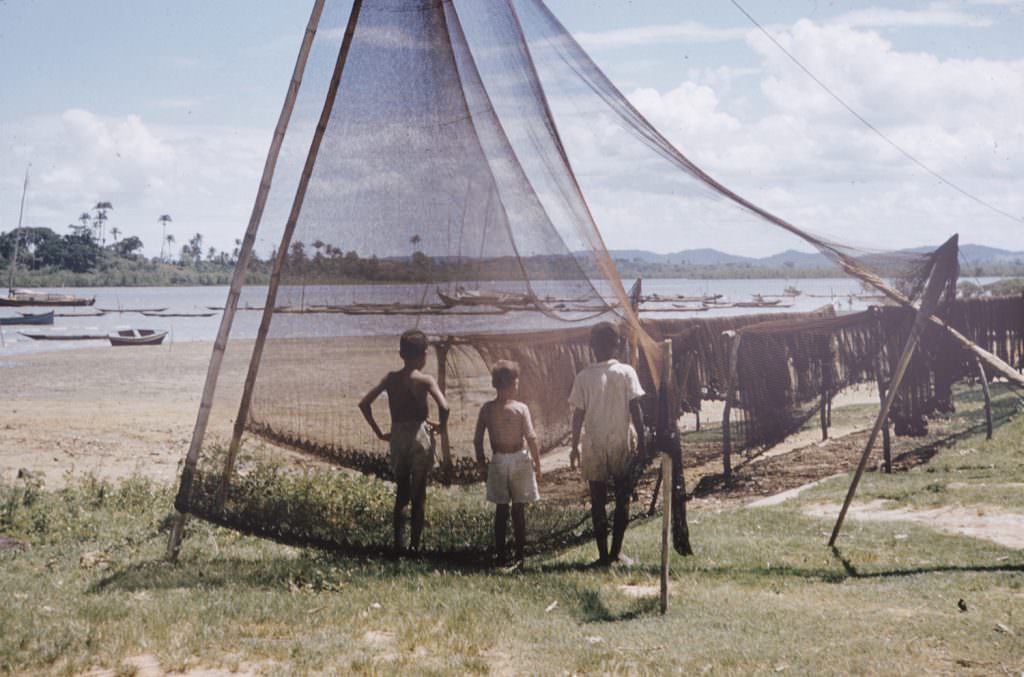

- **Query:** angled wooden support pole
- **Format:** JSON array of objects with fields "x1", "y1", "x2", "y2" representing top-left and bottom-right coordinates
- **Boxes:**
[
  {"x1": 166, "y1": 0, "x2": 329, "y2": 561},
  {"x1": 974, "y1": 355, "x2": 993, "y2": 441},
  {"x1": 829, "y1": 236, "x2": 958, "y2": 547}
]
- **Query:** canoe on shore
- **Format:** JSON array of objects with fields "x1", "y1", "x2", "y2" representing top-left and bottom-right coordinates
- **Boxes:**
[
  {"x1": 0, "y1": 310, "x2": 55, "y2": 326},
  {"x1": 140, "y1": 311, "x2": 218, "y2": 318},
  {"x1": 18, "y1": 331, "x2": 108, "y2": 341},
  {"x1": 97, "y1": 307, "x2": 168, "y2": 313}
]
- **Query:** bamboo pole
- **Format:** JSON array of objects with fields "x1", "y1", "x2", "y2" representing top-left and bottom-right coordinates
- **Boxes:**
[
  {"x1": 165, "y1": 0, "x2": 329, "y2": 561},
  {"x1": 829, "y1": 237, "x2": 957, "y2": 546},
  {"x1": 214, "y1": 0, "x2": 365, "y2": 512},
  {"x1": 975, "y1": 355, "x2": 993, "y2": 441},
  {"x1": 720, "y1": 330, "x2": 741, "y2": 486},
  {"x1": 876, "y1": 377, "x2": 892, "y2": 474},
  {"x1": 659, "y1": 339, "x2": 673, "y2": 615}
]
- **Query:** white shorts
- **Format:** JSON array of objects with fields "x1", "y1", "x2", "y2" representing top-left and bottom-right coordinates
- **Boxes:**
[{"x1": 486, "y1": 450, "x2": 539, "y2": 504}]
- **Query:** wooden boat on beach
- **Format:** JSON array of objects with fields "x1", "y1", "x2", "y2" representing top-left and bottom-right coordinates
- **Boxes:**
[
  {"x1": 108, "y1": 328, "x2": 168, "y2": 346},
  {"x1": 0, "y1": 290, "x2": 95, "y2": 307},
  {"x1": 0, "y1": 310, "x2": 54, "y2": 326},
  {"x1": 140, "y1": 311, "x2": 217, "y2": 318},
  {"x1": 436, "y1": 287, "x2": 535, "y2": 308},
  {"x1": 18, "y1": 331, "x2": 107, "y2": 341},
  {"x1": 98, "y1": 307, "x2": 168, "y2": 313}
]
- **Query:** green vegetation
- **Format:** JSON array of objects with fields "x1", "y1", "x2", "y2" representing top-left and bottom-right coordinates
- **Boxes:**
[
  {"x1": 2, "y1": 385, "x2": 1023, "y2": 674},
  {"x1": 959, "y1": 277, "x2": 1024, "y2": 298}
]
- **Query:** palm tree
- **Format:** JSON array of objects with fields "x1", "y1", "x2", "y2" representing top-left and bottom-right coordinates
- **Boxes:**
[
  {"x1": 165, "y1": 233, "x2": 176, "y2": 264},
  {"x1": 410, "y1": 234, "x2": 421, "y2": 256},
  {"x1": 158, "y1": 214, "x2": 173, "y2": 261},
  {"x1": 110, "y1": 227, "x2": 121, "y2": 244},
  {"x1": 78, "y1": 212, "x2": 91, "y2": 230},
  {"x1": 93, "y1": 201, "x2": 113, "y2": 246},
  {"x1": 93, "y1": 211, "x2": 107, "y2": 245}
]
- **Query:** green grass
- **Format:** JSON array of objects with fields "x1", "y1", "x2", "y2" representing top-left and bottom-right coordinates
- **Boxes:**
[{"x1": 2, "y1": 388, "x2": 1024, "y2": 675}]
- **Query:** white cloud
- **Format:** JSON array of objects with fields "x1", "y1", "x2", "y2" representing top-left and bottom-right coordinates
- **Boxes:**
[
  {"x1": 0, "y1": 109, "x2": 282, "y2": 256},
  {"x1": 575, "y1": 22, "x2": 748, "y2": 50},
  {"x1": 552, "y1": 17, "x2": 1024, "y2": 254}
]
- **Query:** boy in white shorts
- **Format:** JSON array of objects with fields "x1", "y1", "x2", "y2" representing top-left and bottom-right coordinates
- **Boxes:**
[
  {"x1": 569, "y1": 322, "x2": 646, "y2": 566},
  {"x1": 474, "y1": 360, "x2": 541, "y2": 567}
]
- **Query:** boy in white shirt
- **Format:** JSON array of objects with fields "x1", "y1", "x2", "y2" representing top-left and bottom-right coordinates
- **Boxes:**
[{"x1": 569, "y1": 322, "x2": 646, "y2": 566}]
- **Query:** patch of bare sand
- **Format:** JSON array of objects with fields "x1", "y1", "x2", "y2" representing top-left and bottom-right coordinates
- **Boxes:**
[
  {"x1": 0, "y1": 342, "x2": 237, "y2": 488},
  {"x1": 803, "y1": 500, "x2": 1024, "y2": 549}
]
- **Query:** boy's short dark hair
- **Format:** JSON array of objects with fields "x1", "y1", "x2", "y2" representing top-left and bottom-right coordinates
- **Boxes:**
[
  {"x1": 590, "y1": 322, "x2": 621, "y2": 353},
  {"x1": 491, "y1": 360, "x2": 519, "y2": 389},
  {"x1": 399, "y1": 329, "x2": 429, "y2": 359}
]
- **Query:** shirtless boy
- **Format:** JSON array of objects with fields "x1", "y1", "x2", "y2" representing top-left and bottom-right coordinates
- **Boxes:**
[
  {"x1": 474, "y1": 360, "x2": 541, "y2": 568},
  {"x1": 569, "y1": 322, "x2": 646, "y2": 566},
  {"x1": 359, "y1": 329, "x2": 449, "y2": 554}
]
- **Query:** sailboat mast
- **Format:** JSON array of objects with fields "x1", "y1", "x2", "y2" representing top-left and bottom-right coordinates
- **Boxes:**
[{"x1": 7, "y1": 166, "x2": 30, "y2": 295}]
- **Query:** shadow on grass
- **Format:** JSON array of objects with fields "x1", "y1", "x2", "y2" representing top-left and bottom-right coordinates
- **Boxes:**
[
  {"x1": 575, "y1": 588, "x2": 661, "y2": 623},
  {"x1": 829, "y1": 546, "x2": 1024, "y2": 580},
  {"x1": 89, "y1": 553, "x2": 438, "y2": 594}
]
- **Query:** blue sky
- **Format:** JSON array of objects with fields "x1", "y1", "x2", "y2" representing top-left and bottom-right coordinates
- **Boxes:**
[{"x1": 1, "y1": 0, "x2": 1022, "y2": 257}]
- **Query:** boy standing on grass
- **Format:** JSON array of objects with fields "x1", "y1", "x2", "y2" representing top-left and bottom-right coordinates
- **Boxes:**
[
  {"x1": 569, "y1": 322, "x2": 646, "y2": 567},
  {"x1": 359, "y1": 329, "x2": 449, "y2": 555},
  {"x1": 474, "y1": 360, "x2": 541, "y2": 568}
]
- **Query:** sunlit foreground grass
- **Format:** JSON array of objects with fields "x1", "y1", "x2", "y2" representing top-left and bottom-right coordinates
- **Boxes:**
[{"x1": 2, "y1": 386, "x2": 1023, "y2": 675}]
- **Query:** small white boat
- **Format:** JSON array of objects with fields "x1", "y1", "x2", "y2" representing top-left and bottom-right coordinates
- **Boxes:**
[{"x1": 108, "y1": 328, "x2": 168, "y2": 347}]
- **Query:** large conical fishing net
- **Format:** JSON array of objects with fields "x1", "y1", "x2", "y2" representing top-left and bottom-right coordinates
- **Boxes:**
[{"x1": 172, "y1": 0, "x2": 1017, "y2": 561}]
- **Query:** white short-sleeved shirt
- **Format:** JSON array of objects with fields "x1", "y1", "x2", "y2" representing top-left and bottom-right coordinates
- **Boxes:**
[{"x1": 568, "y1": 359, "x2": 645, "y2": 457}]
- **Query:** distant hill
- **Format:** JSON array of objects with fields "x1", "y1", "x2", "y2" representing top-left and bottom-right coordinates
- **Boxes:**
[{"x1": 607, "y1": 244, "x2": 1024, "y2": 268}]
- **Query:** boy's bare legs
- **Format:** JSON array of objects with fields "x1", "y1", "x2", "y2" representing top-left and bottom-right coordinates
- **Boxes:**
[
  {"x1": 588, "y1": 481, "x2": 610, "y2": 564},
  {"x1": 511, "y1": 503, "x2": 527, "y2": 564},
  {"x1": 409, "y1": 468, "x2": 429, "y2": 552},
  {"x1": 494, "y1": 504, "x2": 510, "y2": 563},
  {"x1": 393, "y1": 473, "x2": 411, "y2": 554},
  {"x1": 609, "y1": 477, "x2": 631, "y2": 562}
]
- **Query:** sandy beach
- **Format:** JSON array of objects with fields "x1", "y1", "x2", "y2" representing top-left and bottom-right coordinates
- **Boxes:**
[{"x1": 0, "y1": 342, "x2": 220, "y2": 487}]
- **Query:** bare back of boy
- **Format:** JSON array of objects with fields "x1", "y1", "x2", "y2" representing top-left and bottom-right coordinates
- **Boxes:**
[
  {"x1": 480, "y1": 399, "x2": 532, "y2": 454},
  {"x1": 384, "y1": 368, "x2": 432, "y2": 426}
]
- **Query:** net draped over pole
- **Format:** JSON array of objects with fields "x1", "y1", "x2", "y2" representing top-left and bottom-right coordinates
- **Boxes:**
[{"x1": 169, "y1": 0, "x2": 1022, "y2": 561}]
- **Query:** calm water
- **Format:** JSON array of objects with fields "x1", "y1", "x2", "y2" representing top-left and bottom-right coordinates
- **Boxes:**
[{"x1": 0, "y1": 278, "x2": 996, "y2": 357}]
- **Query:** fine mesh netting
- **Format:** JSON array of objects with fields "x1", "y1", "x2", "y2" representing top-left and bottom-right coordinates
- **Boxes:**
[{"x1": 171, "y1": 0, "x2": 1020, "y2": 562}]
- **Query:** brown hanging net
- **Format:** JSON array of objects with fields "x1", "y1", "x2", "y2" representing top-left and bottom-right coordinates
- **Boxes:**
[{"x1": 170, "y1": 0, "x2": 1021, "y2": 562}]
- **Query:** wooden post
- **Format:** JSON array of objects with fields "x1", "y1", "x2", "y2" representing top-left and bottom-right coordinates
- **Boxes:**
[
  {"x1": 721, "y1": 330, "x2": 742, "y2": 486},
  {"x1": 435, "y1": 340, "x2": 454, "y2": 480},
  {"x1": 829, "y1": 236, "x2": 957, "y2": 546},
  {"x1": 660, "y1": 451, "x2": 672, "y2": 615},
  {"x1": 659, "y1": 339, "x2": 672, "y2": 615},
  {"x1": 877, "y1": 378, "x2": 892, "y2": 474},
  {"x1": 975, "y1": 355, "x2": 993, "y2": 440},
  {"x1": 165, "y1": 0, "x2": 330, "y2": 561},
  {"x1": 819, "y1": 384, "x2": 829, "y2": 441}
]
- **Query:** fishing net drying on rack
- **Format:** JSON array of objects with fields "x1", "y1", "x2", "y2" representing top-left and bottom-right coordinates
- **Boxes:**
[{"x1": 172, "y1": 0, "x2": 970, "y2": 562}]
